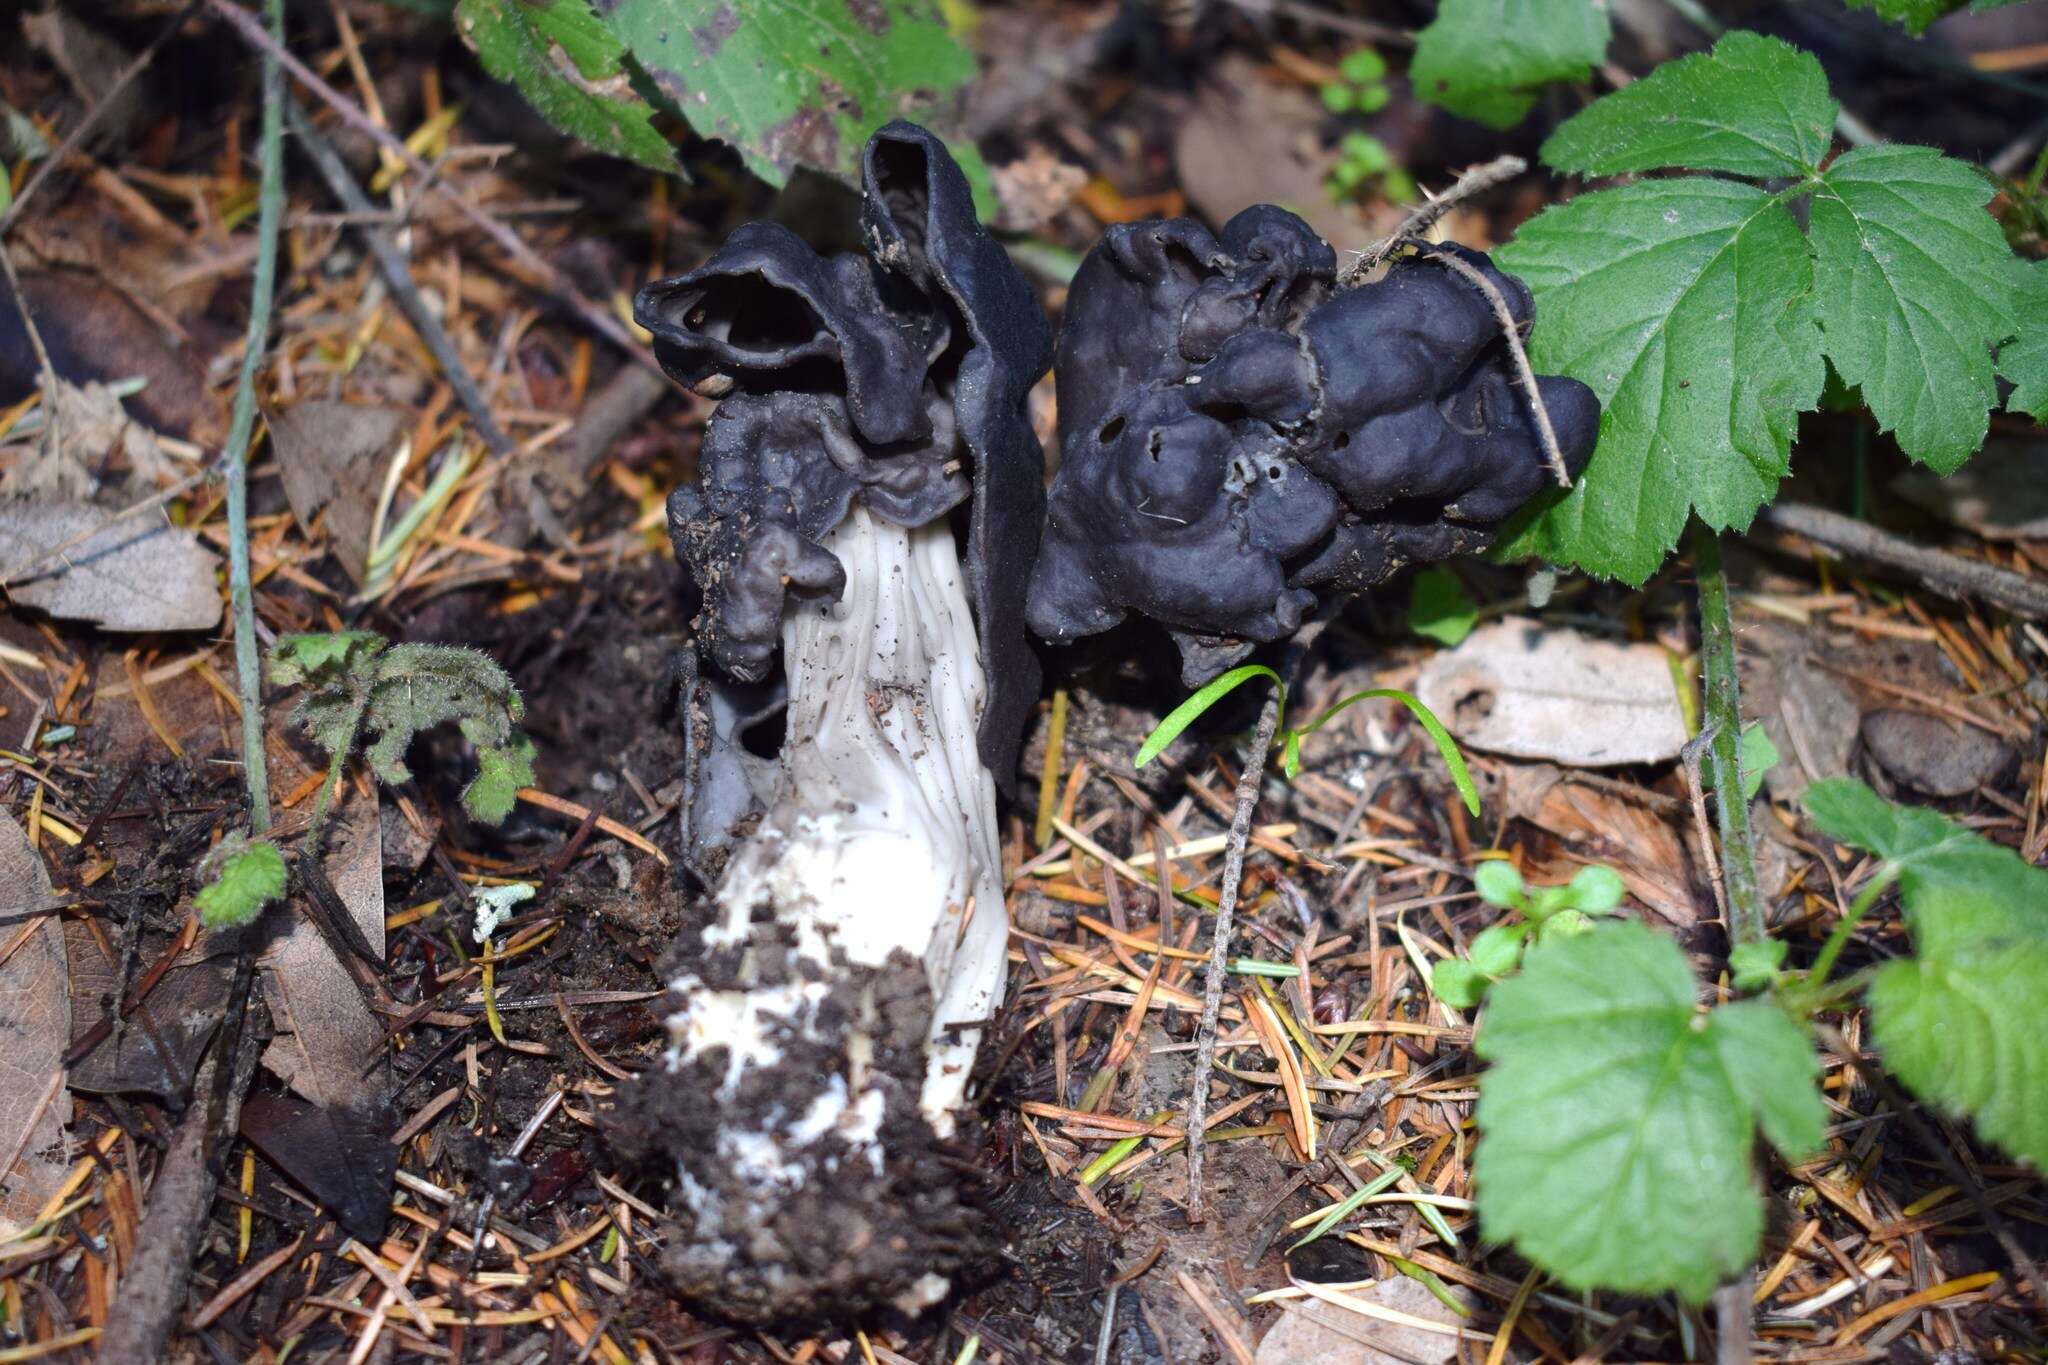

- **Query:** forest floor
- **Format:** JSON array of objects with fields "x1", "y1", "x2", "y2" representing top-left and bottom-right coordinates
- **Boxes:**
[{"x1": 0, "y1": 2, "x2": 2045, "y2": 1362}]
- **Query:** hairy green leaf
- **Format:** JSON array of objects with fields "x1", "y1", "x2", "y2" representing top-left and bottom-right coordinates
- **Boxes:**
[
  {"x1": 603, "y1": 0, "x2": 978, "y2": 190},
  {"x1": 2000, "y1": 259, "x2": 2048, "y2": 423},
  {"x1": 196, "y1": 840, "x2": 288, "y2": 929},
  {"x1": 457, "y1": 0, "x2": 673, "y2": 171},
  {"x1": 1407, "y1": 566, "x2": 1478, "y2": 646},
  {"x1": 1803, "y1": 779, "x2": 2048, "y2": 1167},
  {"x1": 1808, "y1": 145, "x2": 2021, "y2": 470},
  {"x1": 1475, "y1": 921, "x2": 1825, "y2": 1300},
  {"x1": 1409, "y1": 0, "x2": 1608, "y2": 128},
  {"x1": 1541, "y1": 33, "x2": 1835, "y2": 180},
  {"x1": 466, "y1": 734, "x2": 537, "y2": 825},
  {"x1": 1497, "y1": 179, "x2": 1823, "y2": 582},
  {"x1": 1841, "y1": 0, "x2": 2027, "y2": 33},
  {"x1": 269, "y1": 632, "x2": 384, "y2": 687}
]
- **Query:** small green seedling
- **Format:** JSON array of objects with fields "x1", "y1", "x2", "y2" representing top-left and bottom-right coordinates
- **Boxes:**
[
  {"x1": 1319, "y1": 50, "x2": 1418, "y2": 205},
  {"x1": 1729, "y1": 938, "x2": 1789, "y2": 994},
  {"x1": 1431, "y1": 861, "x2": 1626, "y2": 1007},
  {"x1": 1406, "y1": 566, "x2": 1479, "y2": 646},
  {"x1": 196, "y1": 632, "x2": 535, "y2": 928},
  {"x1": 194, "y1": 837, "x2": 288, "y2": 929},
  {"x1": 1133, "y1": 663, "x2": 1478, "y2": 812}
]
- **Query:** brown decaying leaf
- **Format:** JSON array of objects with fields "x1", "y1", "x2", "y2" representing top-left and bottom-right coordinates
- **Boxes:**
[
  {"x1": 260, "y1": 797, "x2": 388, "y2": 1112},
  {"x1": 263, "y1": 401, "x2": 408, "y2": 586},
  {"x1": 0, "y1": 272, "x2": 224, "y2": 445},
  {"x1": 1417, "y1": 617, "x2": 1690, "y2": 768},
  {"x1": 0, "y1": 811, "x2": 69, "y2": 1235},
  {"x1": 0, "y1": 500, "x2": 222, "y2": 633}
]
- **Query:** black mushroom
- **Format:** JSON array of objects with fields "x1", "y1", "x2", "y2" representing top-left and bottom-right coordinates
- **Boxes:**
[
  {"x1": 615, "y1": 122, "x2": 1052, "y2": 1324},
  {"x1": 1025, "y1": 205, "x2": 1601, "y2": 682}
]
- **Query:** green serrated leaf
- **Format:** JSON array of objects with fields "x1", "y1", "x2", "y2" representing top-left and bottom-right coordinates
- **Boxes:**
[
  {"x1": 1407, "y1": 566, "x2": 1478, "y2": 646},
  {"x1": 1541, "y1": 33, "x2": 1835, "y2": 180},
  {"x1": 465, "y1": 734, "x2": 537, "y2": 824},
  {"x1": 269, "y1": 632, "x2": 385, "y2": 687},
  {"x1": 456, "y1": 0, "x2": 674, "y2": 171},
  {"x1": 1409, "y1": 0, "x2": 1609, "y2": 128},
  {"x1": 1842, "y1": 0, "x2": 1961, "y2": 33},
  {"x1": 1497, "y1": 179, "x2": 1823, "y2": 583},
  {"x1": 604, "y1": 0, "x2": 977, "y2": 191},
  {"x1": 2000, "y1": 259, "x2": 2048, "y2": 423},
  {"x1": 1808, "y1": 145, "x2": 2020, "y2": 470},
  {"x1": 1803, "y1": 778, "x2": 2048, "y2": 1168},
  {"x1": 196, "y1": 841, "x2": 288, "y2": 929},
  {"x1": 1869, "y1": 945, "x2": 2048, "y2": 1169},
  {"x1": 1475, "y1": 921, "x2": 1824, "y2": 1301}
]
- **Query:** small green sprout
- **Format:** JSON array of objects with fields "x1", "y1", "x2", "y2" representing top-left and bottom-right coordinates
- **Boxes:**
[
  {"x1": 1320, "y1": 50, "x2": 1417, "y2": 205},
  {"x1": 1432, "y1": 861, "x2": 1628, "y2": 1007},
  {"x1": 1134, "y1": 664, "x2": 1478, "y2": 812},
  {"x1": 1406, "y1": 566, "x2": 1479, "y2": 646},
  {"x1": 1729, "y1": 938, "x2": 1789, "y2": 994},
  {"x1": 195, "y1": 837, "x2": 288, "y2": 929},
  {"x1": 194, "y1": 632, "x2": 535, "y2": 932}
]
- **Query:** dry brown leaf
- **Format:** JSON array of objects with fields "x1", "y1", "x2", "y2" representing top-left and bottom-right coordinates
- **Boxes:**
[
  {"x1": 1254, "y1": 1278, "x2": 1474, "y2": 1365},
  {"x1": 1517, "y1": 779, "x2": 1705, "y2": 928},
  {"x1": 260, "y1": 797, "x2": 388, "y2": 1111},
  {"x1": 0, "y1": 499, "x2": 221, "y2": 632},
  {"x1": 0, "y1": 271, "x2": 224, "y2": 445},
  {"x1": 264, "y1": 401, "x2": 407, "y2": 585},
  {"x1": 0, "y1": 811, "x2": 69, "y2": 1235},
  {"x1": 1416, "y1": 617, "x2": 1689, "y2": 767}
]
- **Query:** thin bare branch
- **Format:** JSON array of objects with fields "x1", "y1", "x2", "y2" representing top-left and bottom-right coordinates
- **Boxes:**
[{"x1": 1340, "y1": 155, "x2": 1527, "y2": 285}]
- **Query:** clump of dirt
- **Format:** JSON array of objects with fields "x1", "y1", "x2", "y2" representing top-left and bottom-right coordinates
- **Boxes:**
[{"x1": 608, "y1": 923, "x2": 991, "y2": 1325}]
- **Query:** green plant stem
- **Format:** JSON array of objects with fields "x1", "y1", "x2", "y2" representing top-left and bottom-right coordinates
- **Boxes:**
[
  {"x1": 1185, "y1": 687, "x2": 1283, "y2": 1226},
  {"x1": 1806, "y1": 866, "x2": 1896, "y2": 993},
  {"x1": 1691, "y1": 520, "x2": 1765, "y2": 948},
  {"x1": 223, "y1": 0, "x2": 286, "y2": 836}
]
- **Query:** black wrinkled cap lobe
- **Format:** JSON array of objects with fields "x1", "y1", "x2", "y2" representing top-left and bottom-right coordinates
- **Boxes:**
[
  {"x1": 1027, "y1": 210, "x2": 1600, "y2": 683},
  {"x1": 638, "y1": 122, "x2": 1051, "y2": 793}
]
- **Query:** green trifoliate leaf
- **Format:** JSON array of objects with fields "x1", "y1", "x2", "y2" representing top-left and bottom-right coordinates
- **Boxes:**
[
  {"x1": 1498, "y1": 178, "x2": 1823, "y2": 583},
  {"x1": 1804, "y1": 778, "x2": 2048, "y2": 1167},
  {"x1": 1475, "y1": 921, "x2": 1825, "y2": 1301},
  {"x1": 2000, "y1": 259, "x2": 2048, "y2": 423},
  {"x1": 1407, "y1": 566, "x2": 1478, "y2": 646},
  {"x1": 1409, "y1": 0, "x2": 1608, "y2": 128},
  {"x1": 456, "y1": 0, "x2": 674, "y2": 172},
  {"x1": 196, "y1": 840, "x2": 288, "y2": 929},
  {"x1": 1542, "y1": 33, "x2": 1835, "y2": 180},
  {"x1": 1808, "y1": 145, "x2": 2021, "y2": 470},
  {"x1": 603, "y1": 0, "x2": 980, "y2": 196}
]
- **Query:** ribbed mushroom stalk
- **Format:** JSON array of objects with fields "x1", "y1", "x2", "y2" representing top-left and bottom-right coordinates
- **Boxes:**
[{"x1": 619, "y1": 123, "x2": 1049, "y2": 1324}]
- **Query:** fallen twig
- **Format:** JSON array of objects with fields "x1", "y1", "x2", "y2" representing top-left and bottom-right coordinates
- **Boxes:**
[
  {"x1": 1340, "y1": 155, "x2": 1527, "y2": 284},
  {"x1": 1185, "y1": 688, "x2": 1281, "y2": 1225},
  {"x1": 285, "y1": 98, "x2": 517, "y2": 462},
  {"x1": 1408, "y1": 240, "x2": 1572, "y2": 490},
  {"x1": 203, "y1": 0, "x2": 656, "y2": 369},
  {"x1": 1765, "y1": 501, "x2": 2048, "y2": 620}
]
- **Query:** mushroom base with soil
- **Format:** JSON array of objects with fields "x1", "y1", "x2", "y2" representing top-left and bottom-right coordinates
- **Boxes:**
[{"x1": 614, "y1": 508, "x2": 1008, "y2": 1322}]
